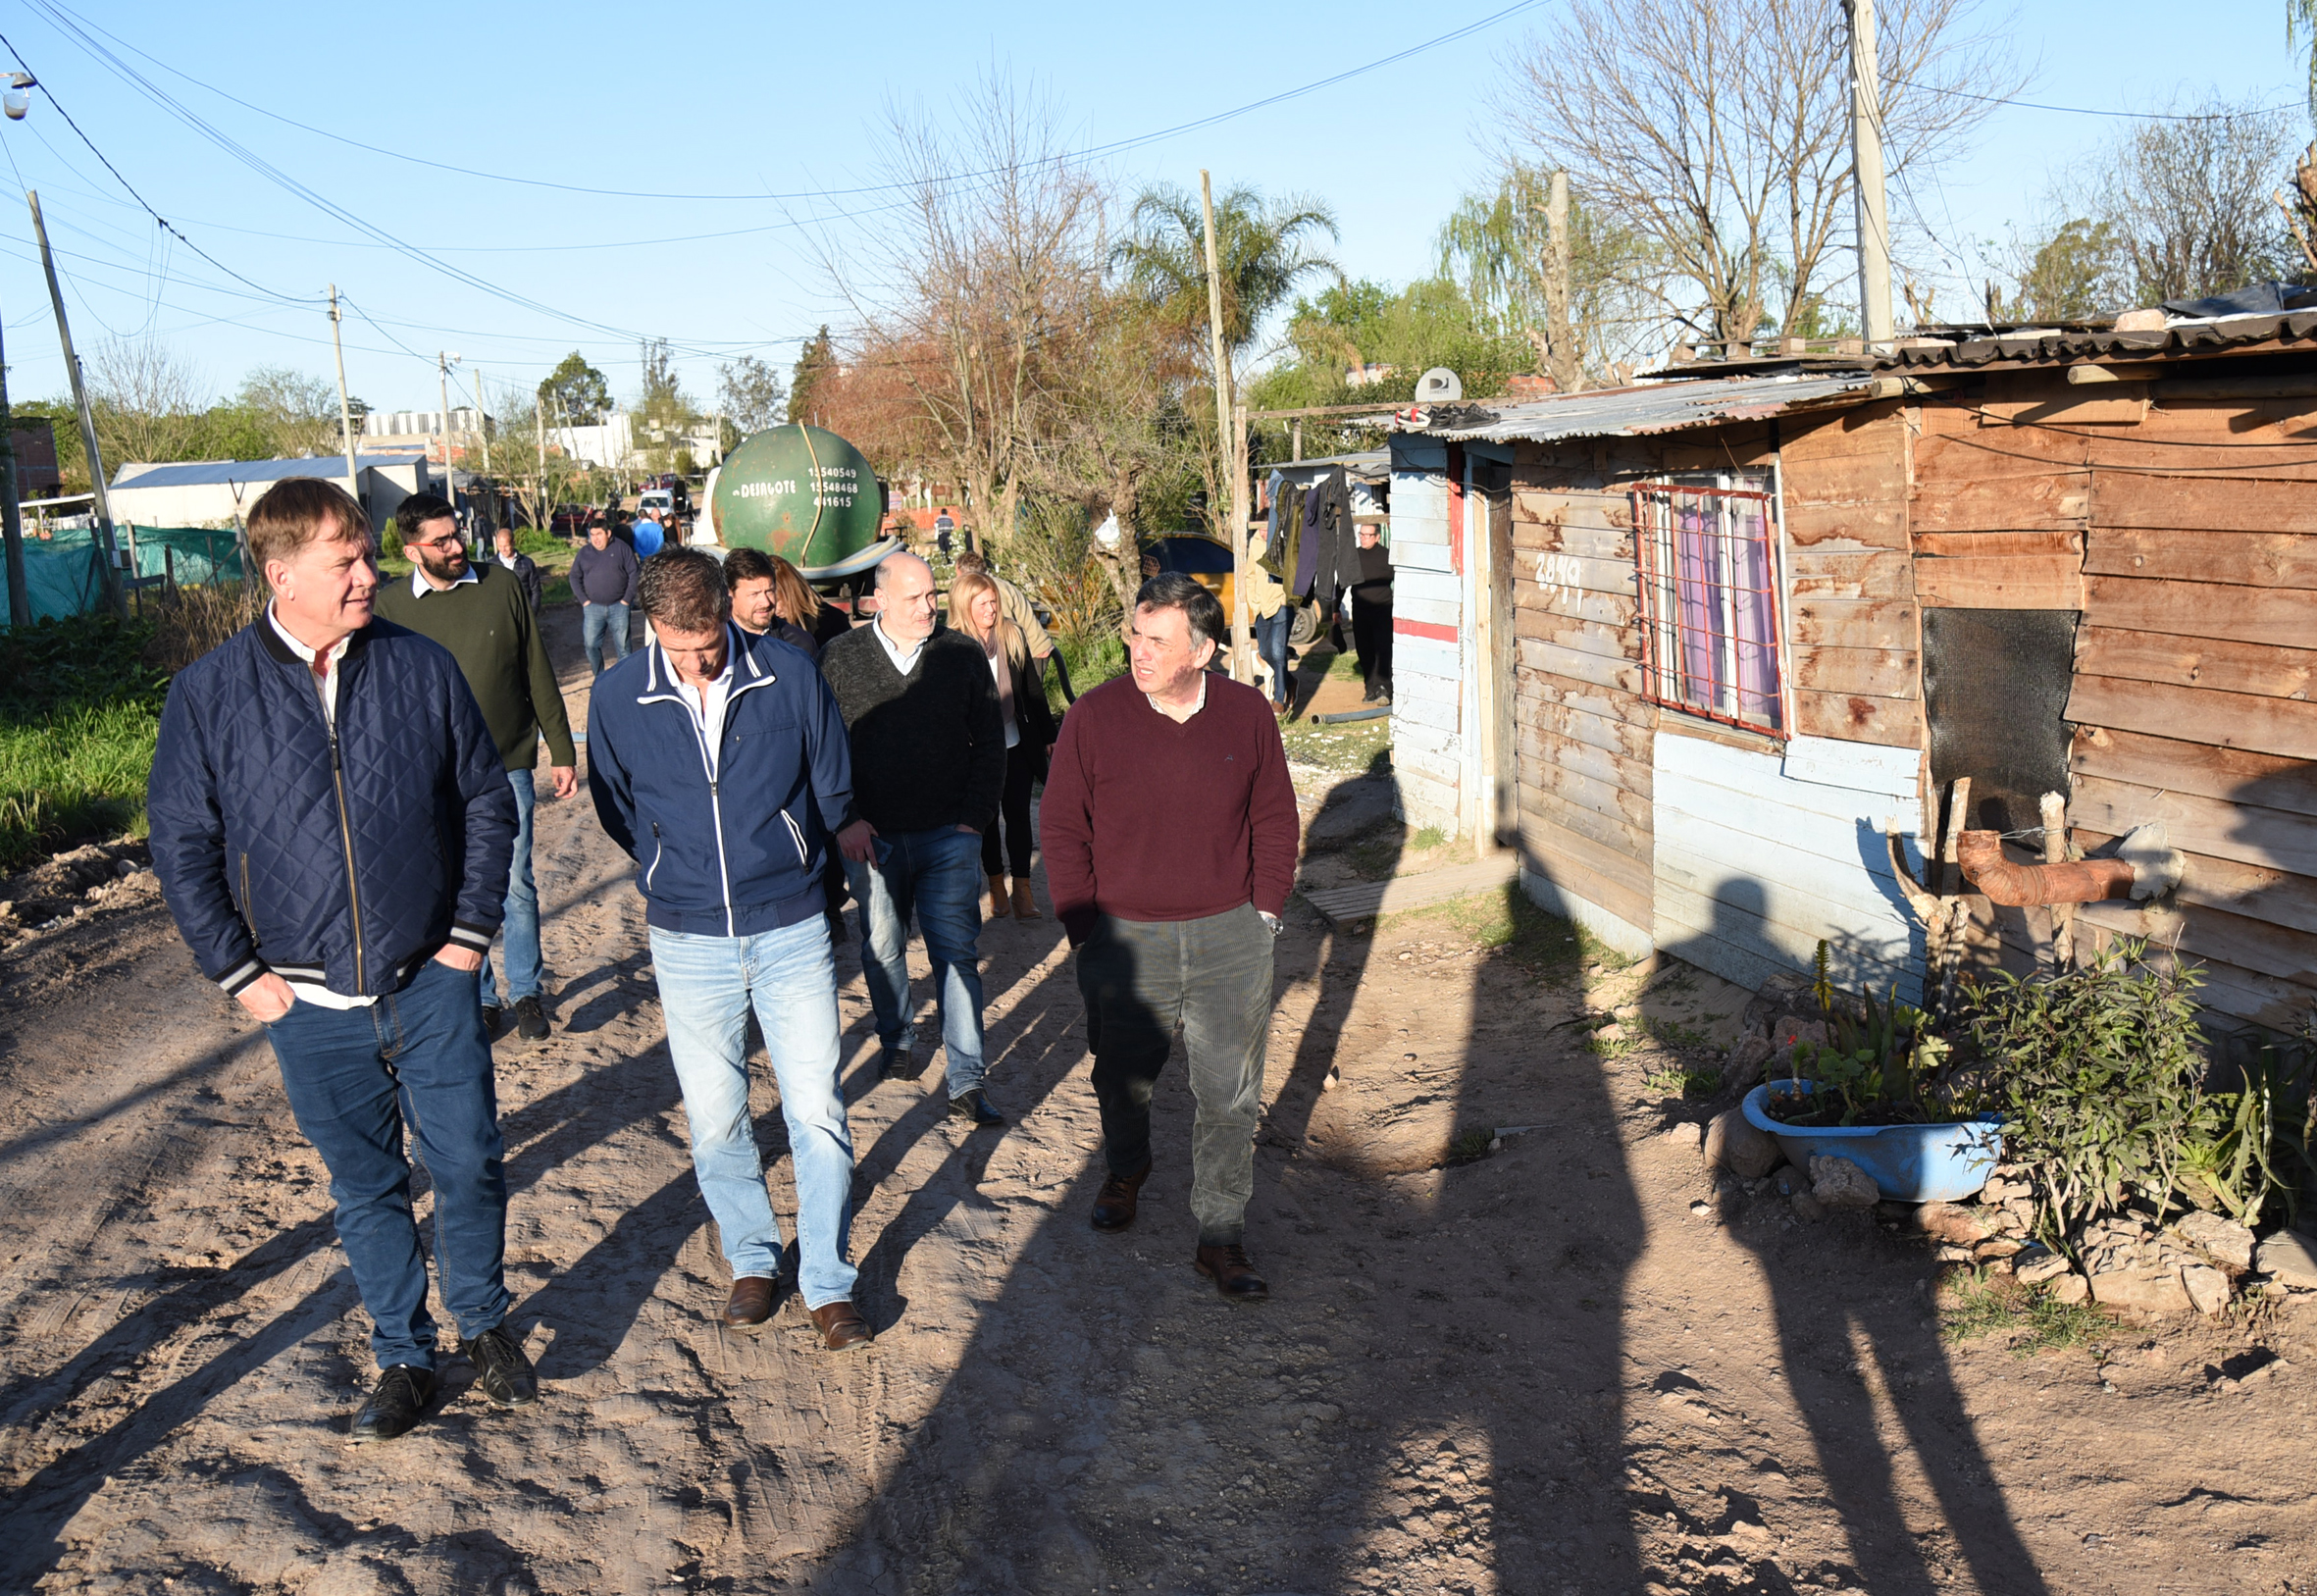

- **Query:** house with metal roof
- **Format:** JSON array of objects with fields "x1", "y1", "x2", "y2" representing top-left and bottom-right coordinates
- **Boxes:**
[
  {"x1": 1384, "y1": 306, "x2": 2317, "y2": 1030},
  {"x1": 108, "y1": 451, "x2": 435, "y2": 533}
]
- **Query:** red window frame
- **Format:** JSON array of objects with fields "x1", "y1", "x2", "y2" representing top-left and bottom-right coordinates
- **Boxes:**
[{"x1": 1631, "y1": 478, "x2": 1787, "y2": 738}]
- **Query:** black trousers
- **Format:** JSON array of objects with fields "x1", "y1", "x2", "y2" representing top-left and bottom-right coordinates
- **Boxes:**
[
  {"x1": 980, "y1": 743, "x2": 1038, "y2": 878},
  {"x1": 1351, "y1": 592, "x2": 1393, "y2": 698}
]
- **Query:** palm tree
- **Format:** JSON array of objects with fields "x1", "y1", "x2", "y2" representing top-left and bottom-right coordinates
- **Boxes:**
[{"x1": 1113, "y1": 183, "x2": 1342, "y2": 371}]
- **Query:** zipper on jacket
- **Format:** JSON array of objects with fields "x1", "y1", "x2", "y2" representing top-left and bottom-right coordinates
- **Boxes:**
[
  {"x1": 645, "y1": 822, "x2": 664, "y2": 892},
  {"x1": 780, "y1": 807, "x2": 808, "y2": 866},
  {"x1": 329, "y1": 722, "x2": 367, "y2": 990},
  {"x1": 238, "y1": 851, "x2": 252, "y2": 920}
]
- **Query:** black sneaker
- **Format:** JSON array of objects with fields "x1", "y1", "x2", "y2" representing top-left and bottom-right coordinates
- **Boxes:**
[
  {"x1": 479, "y1": 1004, "x2": 503, "y2": 1040},
  {"x1": 463, "y1": 1324, "x2": 539, "y2": 1409},
  {"x1": 350, "y1": 1364, "x2": 438, "y2": 1444},
  {"x1": 512, "y1": 995, "x2": 549, "y2": 1041},
  {"x1": 879, "y1": 1046, "x2": 917, "y2": 1081},
  {"x1": 949, "y1": 1089, "x2": 1006, "y2": 1128}
]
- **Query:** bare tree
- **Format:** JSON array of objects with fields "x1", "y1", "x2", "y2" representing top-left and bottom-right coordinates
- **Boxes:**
[
  {"x1": 2093, "y1": 98, "x2": 2296, "y2": 304},
  {"x1": 87, "y1": 336, "x2": 208, "y2": 466},
  {"x1": 813, "y1": 71, "x2": 1109, "y2": 554},
  {"x1": 1500, "y1": 0, "x2": 2017, "y2": 346}
]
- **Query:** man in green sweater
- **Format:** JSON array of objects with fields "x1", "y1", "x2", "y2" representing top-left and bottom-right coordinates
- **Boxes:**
[{"x1": 374, "y1": 492, "x2": 577, "y2": 1041}]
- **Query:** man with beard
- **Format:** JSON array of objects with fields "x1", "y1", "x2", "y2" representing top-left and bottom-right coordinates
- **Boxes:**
[{"x1": 375, "y1": 491, "x2": 577, "y2": 1041}]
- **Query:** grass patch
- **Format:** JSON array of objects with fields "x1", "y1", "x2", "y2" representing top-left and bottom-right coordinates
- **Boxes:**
[
  {"x1": 1052, "y1": 627, "x2": 1125, "y2": 714},
  {"x1": 0, "y1": 614, "x2": 173, "y2": 873},
  {"x1": 1381, "y1": 881, "x2": 1615, "y2": 984},
  {"x1": 1444, "y1": 1127, "x2": 1495, "y2": 1165},
  {"x1": 1280, "y1": 717, "x2": 1390, "y2": 773},
  {"x1": 1939, "y1": 1268, "x2": 2111, "y2": 1356},
  {"x1": 1643, "y1": 1064, "x2": 1725, "y2": 1098},
  {"x1": 1413, "y1": 824, "x2": 1447, "y2": 851},
  {"x1": 1643, "y1": 1016, "x2": 1717, "y2": 1051}
]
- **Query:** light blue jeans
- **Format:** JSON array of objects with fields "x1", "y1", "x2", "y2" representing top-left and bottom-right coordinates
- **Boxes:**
[
  {"x1": 482, "y1": 767, "x2": 540, "y2": 1007},
  {"x1": 583, "y1": 600, "x2": 630, "y2": 675},
  {"x1": 843, "y1": 825, "x2": 986, "y2": 1098},
  {"x1": 648, "y1": 918, "x2": 858, "y2": 1308}
]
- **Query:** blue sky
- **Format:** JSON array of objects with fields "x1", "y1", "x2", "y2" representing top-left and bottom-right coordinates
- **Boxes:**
[{"x1": 0, "y1": 0, "x2": 2299, "y2": 420}]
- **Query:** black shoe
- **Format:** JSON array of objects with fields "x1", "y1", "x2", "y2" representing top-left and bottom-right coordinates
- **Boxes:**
[
  {"x1": 949, "y1": 1089, "x2": 1005, "y2": 1128},
  {"x1": 879, "y1": 1047, "x2": 917, "y2": 1081},
  {"x1": 350, "y1": 1364, "x2": 438, "y2": 1443},
  {"x1": 479, "y1": 1004, "x2": 503, "y2": 1040},
  {"x1": 463, "y1": 1324, "x2": 539, "y2": 1409},
  {"x1": 512, "y1": 995, "x2": 549, "y2": 1041}
]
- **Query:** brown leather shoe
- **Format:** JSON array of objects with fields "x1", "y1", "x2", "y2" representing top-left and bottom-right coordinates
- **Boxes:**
[
  {"x1": 987, "y1": 873, "x2": 1010, "y2": 918},
  {"x1": 1009, "y1": 879, "x2": 1041, "y2": 920},
  {"x1": 1090, "y1": 1158, "x2": 1152, "y2": 1233},
  {"x1": 1194, "y1": 1244, "x2": 1270, "y2": 1301},
  {"x1": 723, "y1": 1275, "x2": 776, "y2": 1329},
  {"x1": 809, "y1": 1300, "x2": 874, "y2": 1352}
]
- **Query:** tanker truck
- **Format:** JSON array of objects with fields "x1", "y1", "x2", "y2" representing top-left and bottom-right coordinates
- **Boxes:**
[{"x1": 702, "y1": 423, "x2": 899, "y2": 580}]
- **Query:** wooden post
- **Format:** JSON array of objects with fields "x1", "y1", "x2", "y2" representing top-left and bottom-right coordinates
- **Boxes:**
[
  {"x1": 2040, "y1": 790, "x2": 2075, "y2": 972},
  {"x1": 1199, "y1": 171, "x2": 1251, "y2": 683},
  {"x1": 1543, "y1": 169, "x2": 1576, "y2": 393},
  {"x1": 29, "y1": 189, "x2": 123, "y2": 618},
  {"x1": 328, "y1": 283, "x2": 363, "y2": 529},
  {"x1": 1844, "y1": 0, "x2": 1894, "y2": 347}
]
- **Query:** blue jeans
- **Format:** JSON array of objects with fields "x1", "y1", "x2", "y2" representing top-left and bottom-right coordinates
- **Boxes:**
[
  {"x1": 648, "y1": 919, "x2": 858, "y2": 1308},
  {"x1": 482, "y1": 767, "x2": 540, "y2": 1007},
  {"x1": 1256, "y1": 609, "x2": 1291, "y2": 706},
  {"x1": 843, "y1": 826, "x2": 986, "y2": 1098},
  {"x1": 583, "y1": 601, "x2": 630, "y2": 675},
  {"x1": 262, "y1": 958, "x2": 511, "y2": 1370}
]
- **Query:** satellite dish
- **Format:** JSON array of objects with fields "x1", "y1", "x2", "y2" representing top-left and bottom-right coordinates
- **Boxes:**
[{"x1": 1415, "y1": 367, "x2": 1463, "y2": 403}]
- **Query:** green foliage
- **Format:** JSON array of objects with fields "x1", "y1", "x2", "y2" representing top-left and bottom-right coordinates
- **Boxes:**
[
  {"x1": 715, "y1": 353, "x2": 787, "y2": 435},
  {"x1": 1434, "y1": 165, "x2": 1663, "y2": 380},
  {"x1": 1939, "y1": 1267, "x2": 2111, "y2": 1356},
  {"x1": 0, "y1": 614, "x2": 169, "y2": 871},
  {"x1": 1643, "y1": 1064, "x2": 1724, "y2": 1099},
  {"x1": 1772, "y1": 952, "x2": 1954, "y2": 1127},
  {"x1": 1380, "y1": 881, "x2": 1599, "y2": 982},
  {"x1": 1113, "y1": 183, "x2": 1340, "y2": 362},
  {"x1": 789, "y1": 327, "x2": 837, "y2": 429},
  {"x1": 1445, "y1": 1127, "x2": 1496, "y2": 1165},
  {"x1": 1962, "y1": 940, "x2": 2299, "y2": 1247},
  {"x1": 0, "y1": 614, "x2": 168, "y2": 720},
  {"x1": 538, "y1": 352, "x2": 611, "y2": 426},
  {"x1": 1413, "y1": 825, "x2": 1448, "y2": 852},
  {"x1": 2006, "y1": 219, "x2": 2128, "y2": 323}
]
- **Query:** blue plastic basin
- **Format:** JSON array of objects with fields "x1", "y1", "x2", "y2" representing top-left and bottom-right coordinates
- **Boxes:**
[{"x1": 1741, "y1": 1082, "x2": 2000, "y2": 1203}]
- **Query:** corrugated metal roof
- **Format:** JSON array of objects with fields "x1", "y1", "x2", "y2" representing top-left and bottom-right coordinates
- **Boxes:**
[
  {"x1": 1398, "y1": 371, "x2": 1879, "y2": 444},
  {"x1": 112, "y1": 452, "x2": 425, "y2": 490},
  {"x1": 1269, "y1": 449, "x2": 1390, "y2": 482},
  {"x1": 1886, "y1": 309, "x2": 2317, "y2": 371}
]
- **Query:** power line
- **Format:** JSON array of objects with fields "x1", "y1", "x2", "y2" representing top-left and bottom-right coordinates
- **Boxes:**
[
  {"x1": 30, "y1": 0, "x2": 1548, "y2": 205},
  {"x1": 1888, "y1": 75, "x2": 2299, "y2": 123}
]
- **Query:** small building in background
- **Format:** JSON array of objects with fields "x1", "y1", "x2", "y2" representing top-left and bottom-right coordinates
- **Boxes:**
[{"x1": 109, "y1": 452, "x2": 433, "y2": 536}]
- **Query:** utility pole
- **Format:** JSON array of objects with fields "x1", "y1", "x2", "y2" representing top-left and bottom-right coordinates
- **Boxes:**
[
  {"x1": 438, "y1": 351, "x2": 456, "y2": 518},
  {"x1": 29, "y1": 189, "x2": 122, "y2": 618},
  {"x1": 1200, "y1": 170, "x2": 1250, "y2": 684},
  {"x1": 0, "y1": 278, "x2": 27, "y2": 627},
  {"x1": 472, "y1": 366, "x2": 490, "y2": 473},
  {"x1": 1845, "y1": 0, "x2": 1894, "y2": 348},
  {"x1": 1543, "y1": 169, "x2": 1577, "y2": 392},
  {"x1": 327, "y1": 283, "x2": 363, "y2": 529},
  {"x1": 536, "y1": 388, "x2": 546, "y2": 536}
]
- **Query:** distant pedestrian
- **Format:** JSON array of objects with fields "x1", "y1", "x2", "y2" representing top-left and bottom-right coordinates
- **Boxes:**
[
  {"x1": 1041, "y1": 572, "x2": 1299, "y2": 1299},
  {"x1": 1350, "y1": 523, "x2": 1393, "y2": 704},
  {"x1": 571, "y1": 520, "x2": 642, "y2": 675},
  {"x1": 491, "y1": 525, "x2": 543, "y2": 615},
  {"x1": 949, "y1": 570, "x2": 1055, "y2": 922},
  {"x1": 725, "y1": 546, "x2": 823, "y2": 661},
  {"x1": 633, "y1": 507, "x2": 666, "y2": 560},
  {"x1": 586, "y1": 548, "x2": 870, "y2": 1350},
  {"x1": 819, "y1": 551, "x2": 1008, "y2": 1127},
  {"x1": 1245, "y1": 532, "x2": 1291, "y2": 714},
  {"x1": 146, "y1": 476, "x2": 533, "y2": 1442},
  {"x1": 375, "y1": 491, "x2": 577, "y2": 1043}
]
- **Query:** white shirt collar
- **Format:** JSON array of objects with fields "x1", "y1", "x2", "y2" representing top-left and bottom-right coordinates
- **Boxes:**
[
  {"x1": 1148, "y1": 670, "x2": 1209, "y2": 722},
  {"x1": 267, "y1": 602, "x2": 351, "y2": 666},
  {"x1": 410, "y1": 563, "x2": 479, "y2": 596},
  {"x1": 872, "y1": 615, "x2": 927, "y2": 673}
]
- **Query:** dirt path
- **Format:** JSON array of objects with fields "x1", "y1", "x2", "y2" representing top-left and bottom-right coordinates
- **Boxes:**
[{"x1": 3, "y1": 611, "x2": 2316, "y2": 1595}]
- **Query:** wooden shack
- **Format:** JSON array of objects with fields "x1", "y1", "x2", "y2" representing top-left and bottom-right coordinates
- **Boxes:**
[{"x1": 1382, "y1": 309, "x2": 2317, "y2": 1031}]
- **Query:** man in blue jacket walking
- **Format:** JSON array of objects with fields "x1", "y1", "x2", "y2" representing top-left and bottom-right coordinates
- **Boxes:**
[
  {"x1": 146, "y1": 477, "x2": 531, "y2": 1444},
  {"x1": 586, "y1": 548, "x2": 870, "y2": 1350}
]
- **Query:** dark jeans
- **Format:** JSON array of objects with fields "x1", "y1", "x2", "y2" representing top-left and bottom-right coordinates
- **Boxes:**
[
  {"x1": 980, "y1": 744, "x2": 1038, "y2": 878},
  {"x1": 1075, "y1": 904, "x2": 1274, "y2": 1245},
  {"x1": 262, "y1": 957, "x2": 511, "y2": 1370},
  {"x1": 1352, "y1": 592, "x2": 1393, "y2": 699},
  {"x1": 1256, "y1": 609, "x2": 1291, "y2": 707}
]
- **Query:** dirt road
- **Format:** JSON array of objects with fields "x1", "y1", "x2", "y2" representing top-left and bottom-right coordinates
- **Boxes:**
[{"x1": 3, "y1": 612, "x2": 2316, "y2": 1595}]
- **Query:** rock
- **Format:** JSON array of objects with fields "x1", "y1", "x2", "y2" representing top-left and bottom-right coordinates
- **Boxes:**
[
  {"x1": 1768, "y1": 1163, "x2": 1807, "y2": 1198},
  {"x1": 2171, "y1": 1211, "x2": 2256, "y2": 1272},
  {"x1": 2088, "y1": 1267, "x2": 2193, "y2": 1314},
  {"x1": 1974, "y1": 1238, "x2": 2024, "y2": 1261},
  {"x1": 1789, "y1": 1191, "x2": 1826, "y2": 1222},
  {"x1": 2182, "y1": 1263, "x2": 2232, "y2": 1316},
  {"x1": 1739, "y1": 972, "x2": 1813, "y2": 1038},
  {"x1": 1703, "y1": 1108, "x2": 1780, "y2": 1180},
  {"x1": 1662, "y1": 1120, "x2": 1705, "y2": 1155},
  {"x1": 2016, "y1": 1252, "x2": 2072, "y2": 1287},
  {"x1": 1916, "y1": 1202, "x2": 1992, "y2": 1247},
  {"x1": 1810, "y1": 1155, "x2": 1880, "y2": 1209},
  {"x1": 2113, "y1": 306, "x2": 2169, "y2": 332},
  {"x1": 2256, "y1": 1230, "x2": 2317, "y2": 1290},
  {"x1": 1772, "y1": 1016, "x2": 1828, "y2": 1054},
  {"x1": 1980, "y1": 1172, "x2": 2031, "y2": 1205},
  {"x1": 2049, "y1": 1271, "x2": 2090, "y2": 1305},
  {"x1": 1723, "y1": 1035, "x2": 1774, "y2": 1095}
]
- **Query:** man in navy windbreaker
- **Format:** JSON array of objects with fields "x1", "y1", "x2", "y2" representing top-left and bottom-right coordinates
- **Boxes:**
[
  {"x1": 586, "y1": 547, "x2": 870, "y2": 1350},
  {"x1": 146, "y1": 477, "x2": 531, "y2": 1445}
]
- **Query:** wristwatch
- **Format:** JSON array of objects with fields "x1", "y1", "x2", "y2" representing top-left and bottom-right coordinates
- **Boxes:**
[{"x1": 1259, "y1": 911, "x2": 1282, "y2": 936}]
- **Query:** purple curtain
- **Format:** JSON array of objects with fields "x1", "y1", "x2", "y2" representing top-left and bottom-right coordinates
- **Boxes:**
[{"x1": 1666, "y1": 491, "x2": 1780, "y2": 731}]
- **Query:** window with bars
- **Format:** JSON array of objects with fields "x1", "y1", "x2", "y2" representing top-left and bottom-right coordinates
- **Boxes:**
[{"x1": 1631, "y1": 474, "x2": 1785, "y2": 737}]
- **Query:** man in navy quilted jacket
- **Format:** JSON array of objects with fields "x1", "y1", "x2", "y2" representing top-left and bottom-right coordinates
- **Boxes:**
[
  {"x1": 147, "y1": 477, "x2": 530, "y2": 1445},
  {"x1": 587, "y1": 548, "x2": 870, "y2": 1351}
]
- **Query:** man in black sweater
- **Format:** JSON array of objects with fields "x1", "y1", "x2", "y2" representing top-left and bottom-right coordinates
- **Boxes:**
[{"x1": 820, "y1": 551, "x2": 1007, "y2": 1125}]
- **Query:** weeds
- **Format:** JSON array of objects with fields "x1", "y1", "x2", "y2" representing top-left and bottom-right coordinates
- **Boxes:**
[
  {"x1": 1280, "y1": 717, "x2": 1390, "y2": 773},
  {"x1": 1643, "y1": 1016, "x2": 1715, "y2": 1051},
  {"x1": 0, "y1": 699, "x2": 160, "y2": 871},
  {"x1": 1382, "y1": 882, "x2": 1610, "y2": 982},
  {"x1": 1444, "y1": 1127, "x2": 1495, "y2": 1165},
  {"x1": 1643, "y1": 1064, "x2": 1724, "y2": 1099},
  {"x1": 1939, "y1": 1268, "x2": 2111, "y2": 1356},
  {"x1": 1413, "y1": 825, "x2": 1448, "y2": 851}
]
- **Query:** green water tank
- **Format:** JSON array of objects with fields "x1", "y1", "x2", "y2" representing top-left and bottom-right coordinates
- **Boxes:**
[{"x1": 710, "y1": 423, "x2": 896, "y2": 579}]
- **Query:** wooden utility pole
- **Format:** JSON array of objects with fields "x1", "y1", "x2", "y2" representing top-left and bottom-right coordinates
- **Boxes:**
[
  {"x1": 438, "y1": 352, "x2": 456, "y2": 516},
  {"x1": 1200, "y1": 170, "x2": 1250, "y2": 682},
  {"x1": 29, "y1": 189, "x2": 122, "y2": 618},
  {"x1": 1543, "y1": 169, "x2": 1578, "y2": 393},
  {"x1": 327, "y1": 284, "x2": 363, "y2": 525},
  {"x1": 0, "y1": 281, "x2": 28, "y2": 627},
  {"x1": 473, "y1": 366, "x2": 491, "y2": 474},
  {"x1": 536, "y1": 391, "x2": 547, "y2": 536},
  {"x1": 1844, "y1": 0, "x2": 1894, "y2": 347}
]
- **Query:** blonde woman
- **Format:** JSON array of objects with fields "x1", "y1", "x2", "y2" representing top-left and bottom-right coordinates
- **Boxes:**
[{"x1": 949, "y1": 570, "x2": 1056, "y2": 919}]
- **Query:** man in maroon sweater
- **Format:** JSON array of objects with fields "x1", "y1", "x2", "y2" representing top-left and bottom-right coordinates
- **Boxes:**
[{"x1": 1041, "y1": 573, "x2": 1300, "y2": 1299}]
